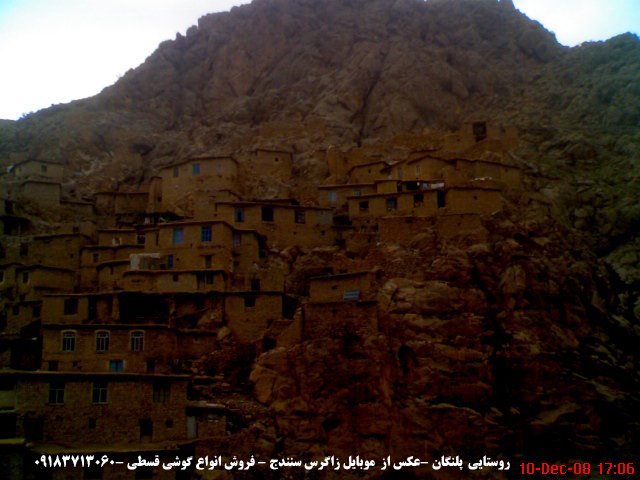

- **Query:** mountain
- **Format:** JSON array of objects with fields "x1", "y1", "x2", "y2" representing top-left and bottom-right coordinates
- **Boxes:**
[{"x1": 1, "y1": 0, "x2": 639, "y2": 469}]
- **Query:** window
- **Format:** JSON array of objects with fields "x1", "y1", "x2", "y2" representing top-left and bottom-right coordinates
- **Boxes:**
[
  {"x1": 359, "y1": 201, "x2": 369, "y2": 212},
  {"x1": 204, "y1": 255, "x2": 212, "y2": 268},
  {"x1": 201, "y1": 225, "x2": 212, "y2": 242},
  {"x1": 131, "y1": 331, "x2": 144, "y2": 352},
  {"x1": 205, "y1": 272, "x2": 214, "y2": 285},
  {"x1": 92, "y1": 253, "x2": 99, "y2": 263},
  {"x1": 413, "y1": 193, "x2": 424, "y2": 207},
  {"x1": 146, "y1": 360, "x2": 155, "y2": 373},
  {"x1": 61, "y1": 331, "x2": 76, "y2": 352},
  {"x1": 92, "y1": 382, "x2": 108, "y2": 404},
  {"x1": 166, "y1": 254, "x2": 174, "y2": 269},
  {"x1": 22, "y1": 271, "x2": 29, "y2": 283},
  {"x1": 63, "y1": 298, "x2": 78, "y2": 315},
  {"x1": 41, "y1": 165, "x2": 48, "y2": 173},
  {"x1": 172, "y1": 166, "x2": 179, "y2": 178},
  {"x1": 172, "y1": 228, "x2": 184, "y2": 245},
  {"x1": 250, "y1": 279, "x2": 261, "y2": 291},
  {"x1": 244, "y1": 296, "x2": 256, "y2": 309},
  {"x1": 397, "y1": 167, "x2": 404, "y2": 180},
  {"x1": 153, "y1": 382, "x2": 170, "y2": 404},
  {"x1": 139, "y1": 419, "x2": 153, "y2": 441},
  {"x1": 415, "y1": 164, "x2": 421, "y2": 175},
  {"x1": 192, "y1": 163, "x2": 201, "y2": 175},
  {"x1": 343, "y1": 290, "x2": 361, "y2": 301},
  {"x1": 437, "y1": 190, "x2": 446, "y2": 208},
  {"x1": 32, "y1": 304, "x2": 41, "y2": 318},
  {"x1": 386, "y1": 198, "x2": 398, "y2": 212},
  {"x1": 137, "y1": 234, "x2": 145, "y2": 245},
  {"x1": 172, "y1": 273, "x2": 179, "y2": 282},
  {"x1": 96, "y1": 332, "x2": 109, "y2": 352},
  {"x1": 109, "y1": 360, "x2": 123, "y2": 372},
  {"x1": 234, "y1": 207, "x2": 245, "y2": 223},
  {"x1": 353, "y1": 189, "x2": 361, "y2": 197},
  {"x1": 233, "y1": 233, "x2": 242, "y2": 248},
  {"x1": 328, "y1": 191, "x2": 337, "y2": 203},
  {"x1": 48, "y1": 382, "x2": 64, "y2": 404},
  {"x1": 0, "y1": 271, "x2": 4, "y2": 283},
  {"x1": 294, "y1": 210, "x2": 306, "y2": 224},
  {"x1": 261, "y1": 207, "x2": 274, "y2": 222}
]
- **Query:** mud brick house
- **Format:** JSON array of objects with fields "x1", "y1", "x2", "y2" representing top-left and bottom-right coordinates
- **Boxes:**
[
  {"x1": 347, "y1": 188, "x2": 442, "y2": 219},
  {"x1": 317, "y1": 183, "x2": 376, "y2": 209},
  {"x1": 79, "y1": 244, "x2": 144, "y2": 291},
  {"x1": 224, "y1": 292, "x2": 284, "y2": 343},
  {"x1": 304, "y1": 271, "x2": 379, "y2": 339},
  {"x1": 192, "y1": 189, "x2": 241, "y2": 219},
  {"x1": 140, "y1": 220, "x2": 262, "y2": 273},
  {"x1": 96, "y1": 228, "x2": 140, "y2": 246},
  {"x1": 159, "y1": 155, "x2": 238, "y2": 214},
  {"x1": 94, "y1": 191, "x2": 150, "y2": 226},
  {"x1": 444, "y1": 184, "x2": 503, "y2": 215},
  {"x1": 441, "y1": 121, "x2": 519, "y2": 151},
  {"x1": 347, "y1": 160, "x2": 391, "y2": 184},
  {"x1": 14, "y1": 265, "x2": 75, "y2": 302},
  {"x1": 30, "y1": 233, "x2": 92, "y2": 271},
  {"x1": 40, "y1": 292, "x2": 219, "y2": 374},
  {"x1": 8, "y1": 159, "x2": 65, "y2": 182},
  {"x1": 453, "y1": 158, "x2": 523, "y2": 188},
  {"x1": 308, "y1": 271, "x2": 378, "y2": 303},
  {"x1": 385, "y1": 155, "x2": 452, "y2": 181},
  {"x1": 96, "y1": 260, "x2": 129, "y2": 291},
  {"x1": 0, "y1": 370, "x2": 192, "y2": 480},
  {"x1": 18, "y1": 181, "x2": 61, "y2": 208},
  {"x1": 122, "y1": 269, "x2": 229, "y2": 293},
  {"x1": 248, "y1": 148, "x2": 293, "y2": 180},
  {"x1": 213, "y1": 201, "x2": 335, "y2": 249}
]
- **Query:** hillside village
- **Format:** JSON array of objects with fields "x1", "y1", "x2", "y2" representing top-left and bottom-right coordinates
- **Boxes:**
[{"x1": 0, "y1": 121, "x2": 557, "y2": 478}]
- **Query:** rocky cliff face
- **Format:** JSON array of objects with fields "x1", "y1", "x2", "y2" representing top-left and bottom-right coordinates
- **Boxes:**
[{"x1": 2, "y1": 0, "x2": 639, "y2": 470}]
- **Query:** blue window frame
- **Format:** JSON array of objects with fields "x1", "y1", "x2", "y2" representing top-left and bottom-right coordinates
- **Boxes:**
[
  {"x1": 201, "y1": 225, "x2": 212, "y2": 242},
  {"x1": 109, "y1": 360, "x2": 124, "y2": 372},
  {"x1": 172, "y1": 228, "x2": 184, "y2": 245},
  {"x1": 192, "y1": 163, "x2": 201, "y2": 175}
]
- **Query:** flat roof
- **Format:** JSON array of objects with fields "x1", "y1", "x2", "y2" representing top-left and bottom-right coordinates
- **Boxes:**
[
  {"x1": 95, "y1": 259, "x2": 130, "y2": 268},
  {"x1": 161, "y1": 155, "x2": 238, "y2": 169},
  {"x1": 0, "y1": 369, "x2": 190, "y2": 380},
  {"x1": 123, "y1": 268, "x2": 227, "y2": 276},
  {"x1": 347, "y1": 160, "x2": 390, "y2": 173},
  {"x1": 347, "y1": 190, "x2": 440, "y2": 200},
  {"x1": 309, "y1": 270, "x2": 373, "y2": 281},
  {"x1": 216, "y1": 201, "x2": 332, "y2": 211},
  {"x1": 81, "y1": 244, "x2": 142, "y2": 251},
  {"x1": 15, "y1": 264, "x2": 75, "y2": 273},
  {"x1": 33, "y1": 233, "x2": 92, "y2": 241},
  {"x1": 317, "y1": 183, "x2": 376, "y2": 190},
  {"x1": 42, "y1": 323, "x2": 170, "y2": 330}
]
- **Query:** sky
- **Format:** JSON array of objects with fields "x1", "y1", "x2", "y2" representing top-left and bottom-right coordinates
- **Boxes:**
[{"x1": 0, "y1": 0, "x2": 638, "y2": 121}]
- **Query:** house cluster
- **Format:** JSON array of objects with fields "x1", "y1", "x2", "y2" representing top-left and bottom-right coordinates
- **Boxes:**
[{"x1": 0, "y1": 122, "x2": 529, "y2": 478}]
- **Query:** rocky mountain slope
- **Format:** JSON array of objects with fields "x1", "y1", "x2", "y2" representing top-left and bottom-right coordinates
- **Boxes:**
[{"x1": 1, "y1": 0, "x2": 639, "y2": 471}]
